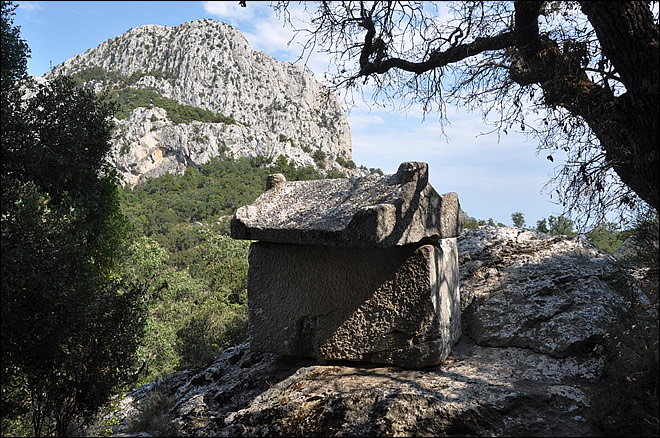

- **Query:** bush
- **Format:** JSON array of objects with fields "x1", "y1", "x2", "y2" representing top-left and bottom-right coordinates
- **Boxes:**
[
  {"x1": 336, "y1": 156, "x2": 356, "y2": 168},
  {"x1": 110, "y1": 87, "x2": 243, "y2": 125},
  {"x1": 586, "y1": 209, "x2": 659, "y2": 436},
  {"x1": 116, "y1": 156, "x2": 350, "y2": 386},
  {"x1": 119, "y1": 229, "x2": 251, "y2": 386},
  {"x1": 312, "y1": 149, "x2": 327, "y2": 168},
  {"x1": 2, "y1": 69, "x2": 147, "y2": 436},
  {"x1": 587, "y1": 319, "x2": 659, "y2": 436},
  {"x1": 462, "y1": 217, "x2": 480, "y2": 230}
]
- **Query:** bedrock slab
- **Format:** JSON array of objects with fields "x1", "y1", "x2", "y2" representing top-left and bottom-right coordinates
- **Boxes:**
[
  {"x1": 231, "y1": 162, "x2": 462, "y2": 248},
  {"x1": 247, "y1": 238, "x2": 461, "y2": 368}
]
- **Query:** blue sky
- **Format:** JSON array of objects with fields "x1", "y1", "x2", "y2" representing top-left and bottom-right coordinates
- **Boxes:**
[{"x1": 13, "y1": 1, "x2": 569, "y2": 226}]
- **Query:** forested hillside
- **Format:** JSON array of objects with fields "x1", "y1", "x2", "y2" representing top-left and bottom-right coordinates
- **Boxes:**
[{"x1": 118, "y1": 154, "x2": 352, "y2": 266}]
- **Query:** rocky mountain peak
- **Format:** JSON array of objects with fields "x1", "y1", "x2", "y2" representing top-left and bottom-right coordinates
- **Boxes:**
[{"x1": 47, "y1": 19, "x2": 358, "y2": 186}]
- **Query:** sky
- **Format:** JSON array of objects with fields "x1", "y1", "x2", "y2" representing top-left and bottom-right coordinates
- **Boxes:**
[{"x1": 13, "y1": 0, "x2": 570, "y2": 226}]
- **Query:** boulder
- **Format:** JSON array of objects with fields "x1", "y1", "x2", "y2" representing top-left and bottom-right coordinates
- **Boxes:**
[{"x1": 459, "y1": 226, "x2": 629, "y2": 357}]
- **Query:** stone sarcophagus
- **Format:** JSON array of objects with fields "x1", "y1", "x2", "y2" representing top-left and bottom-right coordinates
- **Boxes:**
[{"x1": 231, "y1": 162, "x2": 463, "y2": 368}]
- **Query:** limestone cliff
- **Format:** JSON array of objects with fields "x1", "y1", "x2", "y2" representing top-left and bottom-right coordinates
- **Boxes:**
[
  {"x1": 46, "y1": 19, "x2": 356, "y2": 186},
  {"x1": 104, "y1": 227, "x2": 657, "y2": 437}
]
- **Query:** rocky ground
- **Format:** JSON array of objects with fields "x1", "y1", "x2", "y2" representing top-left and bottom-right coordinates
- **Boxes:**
[{"x1": 103, "y1": 227, "x2": 657, "y2": 437}]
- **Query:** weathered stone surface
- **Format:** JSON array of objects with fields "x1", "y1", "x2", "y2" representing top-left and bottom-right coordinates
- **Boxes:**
[
  {"x1": 232, "y1": 162, "x2": 463, "y2": 248},
  {"x1": 107, "y1": 340, "x2": 599, "y2": 437},
  {"x1": 103, "y1": 227, "x2": 650, "y2": 438},
  {"x1": 247, "y1": 238, "x2": 461, "y2": 368},
  {"x1": 458, "y1": 226, "x2": 630, "y2": 357}
]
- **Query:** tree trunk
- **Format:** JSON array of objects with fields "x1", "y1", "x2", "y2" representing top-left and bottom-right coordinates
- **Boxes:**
[
  {"x1": 513, "y1": 1, "x2": 659, "y2": 210},
  {"x1": 579, "y1": 1, "x2": 659, "y2": 210}
]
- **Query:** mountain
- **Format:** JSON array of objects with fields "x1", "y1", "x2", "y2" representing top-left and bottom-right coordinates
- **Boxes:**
[
  {"x1": 46, "y1": 19, "x2": 359, "y2": 186},
  {"x1": 102, "y1": 227, "x2": 657, "y2": 437}
]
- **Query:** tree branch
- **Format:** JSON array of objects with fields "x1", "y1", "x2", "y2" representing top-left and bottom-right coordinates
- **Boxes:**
[{"x1": 358, "y1": 30, "x2": 515, "y2": 76}]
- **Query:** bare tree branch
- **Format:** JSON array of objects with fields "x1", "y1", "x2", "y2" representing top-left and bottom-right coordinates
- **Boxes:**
[{"x1": 274, "y1": 0, "x2": 659, "y2": 227}]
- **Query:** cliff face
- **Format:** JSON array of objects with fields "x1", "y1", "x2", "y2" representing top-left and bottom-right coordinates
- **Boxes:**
[
  {"x1": 104, "y1": 227, "x2": 657, "y2": 437},
  {"x1": 47, "y1": 19, "x2": 355, "y2": 186}
]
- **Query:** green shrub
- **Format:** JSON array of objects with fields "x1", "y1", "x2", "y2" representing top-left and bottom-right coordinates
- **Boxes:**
[
  {"x1": 109, "y1": 87, "x2": 243, "y2": 125},
  {"x1": 585, "y1": 210, "x2": 659, "y2": 436},
  {"x1": 116, "y1": 156, "x2": 350, "y2": 386},
  {"x1": 325, "y1": 168, "x2": 347, "y2": 179},
  {"x1": 462, "y1": 217, "x2": 480, "y2": 230},
  {"x1": 312, "y1": 149, "x2": 327, "y2": 168},
  {"x1": 587, "y1": 222, "x2": 627, "y2": 254}
]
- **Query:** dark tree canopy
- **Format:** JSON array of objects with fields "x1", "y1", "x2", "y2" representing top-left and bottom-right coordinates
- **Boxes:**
[
  {"x1": 1, "y1": 2, "x2": 148, "y2": 435},
  {"x1": 274, "y1": 1, "x2": 659, "y2": 227},
  {"x1": 0, "y1": 0, "x2": 28, "y2": 90}
]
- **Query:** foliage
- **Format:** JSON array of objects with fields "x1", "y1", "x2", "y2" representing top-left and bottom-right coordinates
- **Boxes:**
[
  {"x1": 1, "y1": 3, "x2": 149, "y2": 434},
  {"x1": 587, "y1": 318, "x2": 659, "y2": 437},
  {"x1": 462, "y1": 216, "x2": 479, "y2": 230},
  {"x1": 70, "y1": 66, "x2": 176, "y2": 87},
  {"x1": 118, "y1": 155, "x2": 325, "y2": 263},
  {"x1": 461, "y1": 216, "x2": 508, "y2": 230},
  {"x1": 112, "y1": 231, "x2": 251, "y2": 387},
  {"x1": 542, "y1": 215, "x2": 577, "y2": 237},
  {"x1": 125, "y1": 384, "x2": 177, "y2": 437},
  {"x1": 335, "y1": 155, "x2": 356, "y2": 169},
  {"x1": 115, "y1": 154, "x2": 339, "y2": 385},
  {"x1": 511, "y1": 211, "x2": 525, "y2": 228},
  {"x1": 325, "y1": 167, "x2": 348, "y2": 179},
  {"x1": 586, "y1": 222, "x2": 627, "y2": 255},
  {"x1": 69, "y1": 65, "x2": 126, "y2": 85},
  {"x1": 534, "y1": 215, "x2": 577, "y2": 237},
  {"x1": 0, "y1": 0, "x2": 28, "y2": 93},
  {"x1": 536, "y1": 218, "x2": 549, "y2": 234},
  {"x1": 586, "y1": 212, "x2": 659, "y2": 436},
  {"x1": 615, "y1": 210, "x2": 660, "y2": 272},
  {"x1": 70, "y1": 66, "x2": 253, "y2": 127},
  {"x1": 312, "y1": 148, "x2": 327, "y2": 168},
  {"x1": 109, "y1": 87, "x2": 244, "y2": 125}
]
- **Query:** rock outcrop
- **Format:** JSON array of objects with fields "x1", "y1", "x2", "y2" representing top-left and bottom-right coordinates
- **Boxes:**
[
  {"x1": 46, "y1": 19, "x2": 358, "y2": 186},
  {"x1": 106, "y1": 226, "x2": 651, "y2": 437}
]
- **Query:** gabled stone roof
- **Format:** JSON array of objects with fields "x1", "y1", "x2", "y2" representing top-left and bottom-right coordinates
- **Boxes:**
[{"x1": 231, "y1": 162, "x2": 463, "y2": 248}]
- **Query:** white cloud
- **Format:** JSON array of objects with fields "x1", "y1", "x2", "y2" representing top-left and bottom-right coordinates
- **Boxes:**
[
  {"x1": 17, "y1": 1, "x2": 42, "y2": 12},
  {"x1": 347, "y1": 113, "x2": 385, "y2": 131},
  {"x1": 203, "y1": 1, "x2": 255, "y2": 24},
  {"x1": 204, "y1": 1, "x2": 333, "y2": 79},
  {"x1": 241, "y1": 17, "x2": 296, "y2": 55}
]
